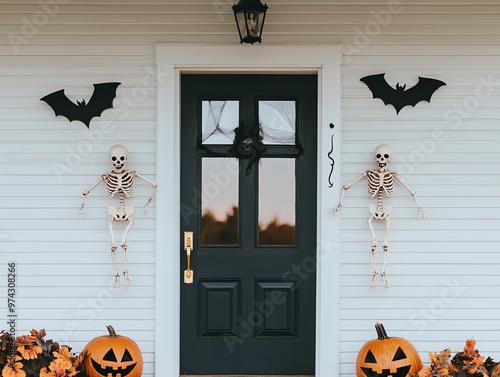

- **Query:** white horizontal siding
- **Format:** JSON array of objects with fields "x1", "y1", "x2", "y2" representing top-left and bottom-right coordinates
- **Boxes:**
[
  {"x1": 3, "y1": 1, "x2": 500, "y2": 46},
  {"x1": 340, "y1": 44, "x2": 500, "y2": 376}
]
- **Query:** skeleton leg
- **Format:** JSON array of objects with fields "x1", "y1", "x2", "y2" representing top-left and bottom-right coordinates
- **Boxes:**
[
  {"x1": 369, "y1": 235, "x2": 378, "y2": 289},
  {"x1": 120, "y1": 217, "x2": 134, "y2": 287},
  {"x1": 368, "y1": 204, "x2": 378, "y2": 248},
  {"x1": 367, "y1": 209, "x2": 378, "y2": 288},
  {"x1": 381, "y1": 216, "x2": 392, "y2": 290},
  {"x1": 107, "y1": 217, "x2": 120, "y2": 287},
  {"x1": 368, "y1": 204, "x2": 392, "y2": 289},
  {"x1": 108, "y1": 205, "x2": 134, "y2": 287}
]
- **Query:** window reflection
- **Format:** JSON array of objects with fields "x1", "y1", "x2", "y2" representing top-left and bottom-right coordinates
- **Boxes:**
[
  {"x1": 201, "y1": 158, "x2": 239, "y2": 246},
  {"x1": 258, "y1": 158, "x2": 296, "y2": 246}
]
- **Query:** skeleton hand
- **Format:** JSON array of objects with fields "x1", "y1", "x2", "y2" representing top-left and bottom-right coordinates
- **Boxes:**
[
  {"x1": 78, "y1": 204, "x2": 88, "y2": 215},
  {"x1": 143, "y1": 200, "x2": 152, "y2": 216},
  {"x1": 143, "y1": 183, "x2": 157, "y2": 215},
  {"x1": 330, "y1": 204, "x2": 342, "y2": 214},
  {"x1": 417, "y1": 207, "x2": 427, "y2": 218},
  {"x1": 78, "y1": 191, "x2": 90, "y2": 215}
]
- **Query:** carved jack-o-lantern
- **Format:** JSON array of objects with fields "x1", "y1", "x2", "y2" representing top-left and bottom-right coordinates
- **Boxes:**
[
  {"x1": 356, "y1": 323, "x2": 422, "y2": 377},
  {"x1": 82, "y1": 325, "x2": 143, "y2": 377}
]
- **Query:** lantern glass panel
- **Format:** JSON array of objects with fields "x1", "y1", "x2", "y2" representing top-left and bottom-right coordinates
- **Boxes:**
[
  {"x1": 235, "y1": 12, "x2": 246, "y2": 38},
  {"x1": 235, "y1": 10, "x2": 265, "y2": 43},
  {"x1": 245, "y1": 11, "x2": 263, "y2": 38}
]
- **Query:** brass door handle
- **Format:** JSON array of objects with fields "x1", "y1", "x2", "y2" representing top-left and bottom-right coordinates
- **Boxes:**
[{"x1": 184, "y1": 231, "x2": 194, "y2": 284}]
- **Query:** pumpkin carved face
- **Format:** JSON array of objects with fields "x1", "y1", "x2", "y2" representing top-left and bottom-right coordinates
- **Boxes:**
[
  {"x1": 356, "y1": 323, "x2": 422, "y2": 377},
  {"x1": 82, "y1": 325, "x2": 143, "y2": 377}
]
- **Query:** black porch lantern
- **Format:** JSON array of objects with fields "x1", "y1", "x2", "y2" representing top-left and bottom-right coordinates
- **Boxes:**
[{"x1": 232, "y1": 0, "x2": 268, "y2": 44}]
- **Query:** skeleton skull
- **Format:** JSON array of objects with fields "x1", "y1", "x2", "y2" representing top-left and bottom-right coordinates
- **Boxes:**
[
  {"x1": 237, "y1": 137, "x2": 255, "y2": 157},
  {"x1": 109, "y1": 144, "x2": 128, "y2": 171},
  {"x1": 242, "y1": 137, "x2": 254, "y2": 151},
  {"x1": 374, "y1": 144, "x2": 392, "y2": 171}
]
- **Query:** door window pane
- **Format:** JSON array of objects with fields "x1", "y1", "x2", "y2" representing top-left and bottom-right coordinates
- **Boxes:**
[
  {"x1": 201, "y1": 158, "x2": 239, "y2": 246},
  {"x1": 202, "y1": 100, "x2": 239, "y2": 144},
  {"x1": 258, "y1": 158, "x2": 296, "y2": 246},
  {"x1": 258, "y1": 101, "x2": 296, "y2": 145}
]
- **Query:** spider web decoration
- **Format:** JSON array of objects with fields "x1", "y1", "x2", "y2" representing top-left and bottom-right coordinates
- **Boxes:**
[
  {"x1": 199, "y1": 100, "x2": 302, "y2": 174},
  {"x1": 259, "y1": 100, "x2": 296, "y2": 145},
  {"x1": 201, "y1": 100, "x2": 235, "y2": 143},
  {"x1": 201, "y1": 100, "x2": 297, "y2": 144}
]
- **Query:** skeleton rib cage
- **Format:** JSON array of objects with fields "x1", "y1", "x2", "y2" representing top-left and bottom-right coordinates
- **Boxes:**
[
  {"x1": 105, "y1": 170, "x2": 135, "y2": 198},
  {"x1": 366, "y1": 169, "x2": 396, "y2": 198}
]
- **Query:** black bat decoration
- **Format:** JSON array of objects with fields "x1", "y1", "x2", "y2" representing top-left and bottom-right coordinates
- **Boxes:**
[
  {"x1": 40, "y1": 82, "x2": 121, "y2": 128},
  {"x1": 360, "y1": 73, "x2": 446, "y2": 114}
]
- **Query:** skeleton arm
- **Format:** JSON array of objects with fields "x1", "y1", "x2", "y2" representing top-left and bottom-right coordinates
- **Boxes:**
[
  {"x1": 79, "y1": 174, "x2": 107, "y2": 214},
  {"x1": 394, "y1": 173, "x2": 426, "y2": 218},
  {"x1": 134, "y1": 172, "x2": 158, "y2": 215},
  {"x1": 332, "y1": 171, "x2": 368, "y2": 213}
]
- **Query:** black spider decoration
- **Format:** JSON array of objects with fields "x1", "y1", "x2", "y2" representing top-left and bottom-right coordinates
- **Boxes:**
[{"x1": 228, "y1": 120, "x2": 267, "y2": 175}]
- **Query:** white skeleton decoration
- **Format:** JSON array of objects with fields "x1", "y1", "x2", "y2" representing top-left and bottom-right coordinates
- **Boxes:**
[
  {"x1": 333, "y1": 144, "x2": 426, "y2": 289},
  {"x1": 79, "y1": 144, "x2": 157, "y2": 287}
]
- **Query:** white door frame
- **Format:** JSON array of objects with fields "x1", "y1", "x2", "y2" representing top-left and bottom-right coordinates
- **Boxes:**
[{"x1": 154, "y1": 44, "x2": 342, "y2": 377}]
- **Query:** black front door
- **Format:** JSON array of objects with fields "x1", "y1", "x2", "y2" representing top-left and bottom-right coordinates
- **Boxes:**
[{"x1": 180, "y1": 74, "x2": 317, "y2": 375}]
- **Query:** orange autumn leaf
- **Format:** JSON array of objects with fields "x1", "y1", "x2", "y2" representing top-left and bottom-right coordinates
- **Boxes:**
[
  {"x1": 30, "y1": 329, "x2": 46, "y2": 340},
  {"x1": 1, "y1": 362, "x2": 26, "y2": 377},
  {"x1": 40, "y1": 359, "x2": 75, "y2": 377},
  {"x1": 53, "y1": 346, "x2": 73, "y2": 363},
  {"x1": 17, "y1": 345, "x2": 42, "y2": 360},
  {"x1": 52, "y1": 358, "x2": 74, "y2": 372},
  {"x1": 14, "y1": 336, "x2": 35, "y2": 348},
  {"x1": 464, "y1": 339, "x2": 477, "y2": 358}
]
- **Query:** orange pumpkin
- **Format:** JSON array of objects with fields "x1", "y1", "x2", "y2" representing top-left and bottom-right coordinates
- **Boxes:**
[
  {"x1": 356, "y1": 322, "x2": 422, "y2": 377},
  {"x1": 81, "y1": 325, "x2": 143, "y2": 377}
]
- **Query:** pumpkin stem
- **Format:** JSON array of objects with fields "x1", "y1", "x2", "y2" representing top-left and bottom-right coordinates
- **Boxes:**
[
  {"x1": 106, "y1": 325, "x2": 117, "y2": 338},
  {"x1": 375, "y1": 322, "x2": 390, "y2": 340}
]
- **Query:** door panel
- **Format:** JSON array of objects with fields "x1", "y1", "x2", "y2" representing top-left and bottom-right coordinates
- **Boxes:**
[{"x1": 180, "y1": 74, "x2": 317, "y2": 375}]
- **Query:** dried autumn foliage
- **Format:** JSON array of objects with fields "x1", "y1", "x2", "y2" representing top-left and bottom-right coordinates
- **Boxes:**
[
  {"x1": 414, "y1": 339, "x2": 498, "y2": 377},
  {"x1": 0, "y1": 329, "x2": 83, "y2": 377}
]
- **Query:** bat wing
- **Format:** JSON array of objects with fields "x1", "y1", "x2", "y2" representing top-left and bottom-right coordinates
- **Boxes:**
[
  {"x1": 83, "y1": 82, "x2": 121, "y2": 128},
  {"x1": 360, "y1": 73, "x2": 404, "y2": 112},
  {"x1": 40, "y1": 89, "x2": 82, "y2": 123},
  {"x1": 402, "y1": 77, "x2": 446, "y2": 109}
]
